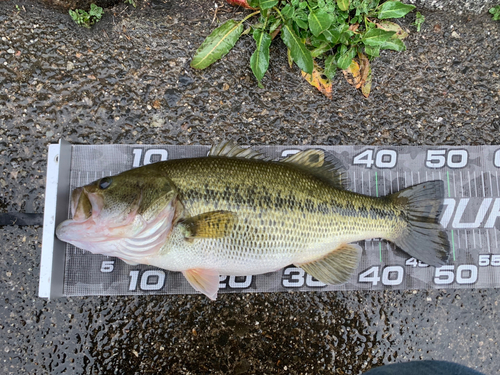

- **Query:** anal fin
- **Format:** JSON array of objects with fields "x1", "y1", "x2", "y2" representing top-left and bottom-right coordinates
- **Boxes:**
[
  {"x1": 295, "y1": 244, "x2": 362, "y2": 285},
  {"x1": 182, "y1": 268, "x2": 220, "y2": 300}
]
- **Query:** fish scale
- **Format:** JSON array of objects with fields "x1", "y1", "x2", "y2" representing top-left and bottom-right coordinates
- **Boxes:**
[{"x1": 153, "y1": 157, "x2": 409, "y2": 270}]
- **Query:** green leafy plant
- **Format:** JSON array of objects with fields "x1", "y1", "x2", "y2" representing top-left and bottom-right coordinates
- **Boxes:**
[
  {"x1": 413, "y1": 11, "x2": 424, "y2": 31},
  {"x1": 125, "y1": 0, "x2": 137, "y2": 7},
  {"x1": 69, "y1": 4, "x2": 104, "y2": 28},
  {"x1": 191, "y1": 0, "x2": 416, "y2": 97},
  {"x1": 490, "y1": 5, "x2": 500, "y2": 21}
]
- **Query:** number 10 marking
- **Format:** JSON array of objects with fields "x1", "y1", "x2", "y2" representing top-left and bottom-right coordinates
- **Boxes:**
[{"x1": 132, "y1": 148, "x2": 168, "y2": 167}]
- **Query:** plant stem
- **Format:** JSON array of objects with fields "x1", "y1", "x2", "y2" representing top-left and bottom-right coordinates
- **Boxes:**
[
  {"x1": 240, "y1": 10, "x2": 261, "y2": 24},
  {"x1": 273, "y1": 7, "x2": 285, "y2": 23}
]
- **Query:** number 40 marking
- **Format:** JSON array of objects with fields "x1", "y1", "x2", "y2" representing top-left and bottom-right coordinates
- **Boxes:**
[
  {"x1": 353, "y1": 149, "x2": 397, "y2": 169},
  {"x1": 358, "y1": 266, "x2": 404, "y2": 286}
]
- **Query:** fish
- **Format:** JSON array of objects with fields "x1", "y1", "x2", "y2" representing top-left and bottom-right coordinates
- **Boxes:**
[{"x1": 56, "y1": 142, "x2": 450, "y2": 300}]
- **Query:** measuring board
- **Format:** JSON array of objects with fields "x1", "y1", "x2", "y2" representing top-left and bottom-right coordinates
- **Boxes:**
[{"x1": 39, "y1": 141, "x2": 500, "y2": 298}]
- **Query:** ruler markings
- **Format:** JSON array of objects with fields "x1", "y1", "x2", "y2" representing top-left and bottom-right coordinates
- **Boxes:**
[
  {"x1": 474, "y1": 170, "x2": 478, "y2": 197},
  {"x1": 496, "y1": 171, "x2": 499, "y2": 199},
  {"x1": 482, "y1": 172, "x2": 486, "y2": 197},
  {"x1": 390, "y1": 171, "x2": 393, "y2": 193},
  {"x1": 468, "y1": 171, "x2": 472, "y2": 197},
  {"x1": 59, "y1": 145, "x2": 500, "y2": 296},
  {"x1": 495, "y1": 227, "x2": 499, "y2": 249},
  {"x1": 489, "y1": 172, "x2": 493, "y2": 198},
  {"x1": 487, "y1": 230, "x2": 491, "y2": 253},
  {"x1": 452, "y1": 230, "x2": 456, "y2": 261},
  {"x1": 453, "y1": 171, "x2": 457, "y2": 197},
  {"x1": 368, "y1": 171, "x2": 372, "y2": 196},
  {"x1": 383, "y1": 170, "x2": 386, "y2": 195},
  {"x1": 361, "y1": 171, "x2": 364, "y2": 193},
  {"x1": 460, "y1": 171, "x2": 464, "y2": 198}
]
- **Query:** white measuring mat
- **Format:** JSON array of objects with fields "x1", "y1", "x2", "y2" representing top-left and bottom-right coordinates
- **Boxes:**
[{"x1": 39, "y1": 141, "x2": 500, "y2": 298}]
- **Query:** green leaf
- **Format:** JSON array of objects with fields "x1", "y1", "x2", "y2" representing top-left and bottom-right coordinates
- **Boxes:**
[
  {"x1": 337, "y1": 47, "x2": 356, "y2": 70},
  {"x1": 362, "y1": 28, "x2": 396, "y2": 47},
  {"x1": 380, "y1": 38, "x2": 406, "y2": 51},
  {"x1": 295, "y1": 18, "x2": 308, "y2": 29},
  {"x1": 89, "y1": 3, "x2": 103, "y2": 18},
  {"x1": 364, "y1": 45, "x2": 380, "y2": 57},
  {"x1": 248, "y1": 0, "x2": 260, "y2": 7},
  {"x1": 191, "y1": 19, "x2": 244, "y2": 70},
  {"x1": 281, "y1": 21, "x2": 313, "y2": 74},
  {"x1": 377, "y1": 1, "x2": 416, "y2": 19},
  {"x1": 308, "y1": 9, "x2": 333, "y2": 37},
  {"x1": 322, "y1": 29, "x2": 340, "y2": 44},
  {"x1": 339, "y1": 28, "x2": 354, "y2": 44},
  {"x1": 259, "y1": 0, "x2": 278, "y2": 10},
  {"x1": 324, "y1": 55, "x2": 337, "y2": 79},
  {"x1": 310, "y1": 43, "x2": 331, "y2": 58},
  {"x1": 250, "y1": 29, "x2": 272, "y2": 85},
  {"x1": 269, "y1": 18, "x2": 282, "y2": 34},
  {"x1": 281, "y1": 4, "x2": 294, "y2": 19},
  {"x1": 413, "y1": 11, "x2": 425, "y2": 32},
  {"x1": 490, "y1": 5, "x2": 500, "y2": 21},
  {"x1": 337, "y1": 0, "x2": 350, "y2": 11},
  {"x1": 376, "y1": 20, "x2": 408, "y2": 39}
]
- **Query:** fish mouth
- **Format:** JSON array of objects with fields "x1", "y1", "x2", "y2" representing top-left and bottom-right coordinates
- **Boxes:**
[
  {"x1": 56, "y1": 215, "x2": 98, "y2": 244},
  {"x1": 70, "y1": 187, "x2": 103, "y2": 222},
  {"x1": 55, "y1": 193, "x2": 178, "y2": 262},
  {"x1": 56, "y1": 187, "x2": 107, "y2": 245}
]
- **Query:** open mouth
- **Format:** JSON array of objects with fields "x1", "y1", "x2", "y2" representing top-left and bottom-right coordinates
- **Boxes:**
[{"x1": 70, "y1": 187, "x2": 104, "y2": 222}]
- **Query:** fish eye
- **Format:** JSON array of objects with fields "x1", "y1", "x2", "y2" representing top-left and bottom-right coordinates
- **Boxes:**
[{"x1": 99, "y1": 177, "x2": 112, "y2": 190}]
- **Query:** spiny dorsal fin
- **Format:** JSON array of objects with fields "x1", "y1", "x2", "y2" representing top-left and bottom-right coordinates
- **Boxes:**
[
  {"x1": 209, "y1": 141, "x2": 268, "y2": 160},
  {"x1": 180, "y1": 210, "x2": 236, "y2": 239},
  {"x1": 281, "y1": 149, "x2": 348, "y2": 190},
  {"x1": 295, "y1": 243, "x2": 361, "y2": 285}
]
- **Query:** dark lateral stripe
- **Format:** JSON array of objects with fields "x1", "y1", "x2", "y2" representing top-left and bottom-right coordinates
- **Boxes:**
[{"x1": 0, "y1": 213, "x2": 44, "y2": 226}]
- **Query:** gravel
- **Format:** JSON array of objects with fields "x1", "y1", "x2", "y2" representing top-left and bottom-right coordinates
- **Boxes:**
[{"x1": 0, "y1": 0, "x2": 499, "y2": 374}]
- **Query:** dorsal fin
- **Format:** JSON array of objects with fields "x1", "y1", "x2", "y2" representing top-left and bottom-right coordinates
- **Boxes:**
[
  {"x1": 209, "y1": 141, "x2": 268, "y2": 160},
  {"x1": 281, "y1": 149, "x2": 348, "y2": 189}
]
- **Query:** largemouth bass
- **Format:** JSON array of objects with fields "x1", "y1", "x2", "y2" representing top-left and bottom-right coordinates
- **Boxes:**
[{"x1": 56, "y1": 143, "x2": 450, "y2": 300}]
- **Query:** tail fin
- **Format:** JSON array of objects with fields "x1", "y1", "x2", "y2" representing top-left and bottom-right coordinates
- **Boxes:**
[{"x1": 388, "y1": 180, "x2": 450, "y2": 266}]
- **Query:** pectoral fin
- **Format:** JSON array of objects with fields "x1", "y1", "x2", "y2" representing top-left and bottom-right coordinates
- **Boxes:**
[
  {"x1": 182, "y1": 268, "x2": 220, "y2": 300},
  {"x1": 295, "y1": 244, "x2": 362, "y2": 285},
  {"x1": 180, "y1": 211, "x2": 236, "y2": 239}
]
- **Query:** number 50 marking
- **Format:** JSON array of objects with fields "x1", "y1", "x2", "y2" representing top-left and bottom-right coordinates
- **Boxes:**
[{"x1": 425, "y1": 149, "x2": 468, "y2": 169}]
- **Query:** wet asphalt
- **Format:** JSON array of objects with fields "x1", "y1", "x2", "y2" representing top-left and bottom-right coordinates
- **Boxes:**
[{"x1": 1, "y1": 0, "x2": 500, "y2": 374}]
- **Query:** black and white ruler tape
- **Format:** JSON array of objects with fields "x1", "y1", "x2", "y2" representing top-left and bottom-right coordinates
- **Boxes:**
[{"x1": 39, "y1": 143, "x2": 500, "y2": 298}]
